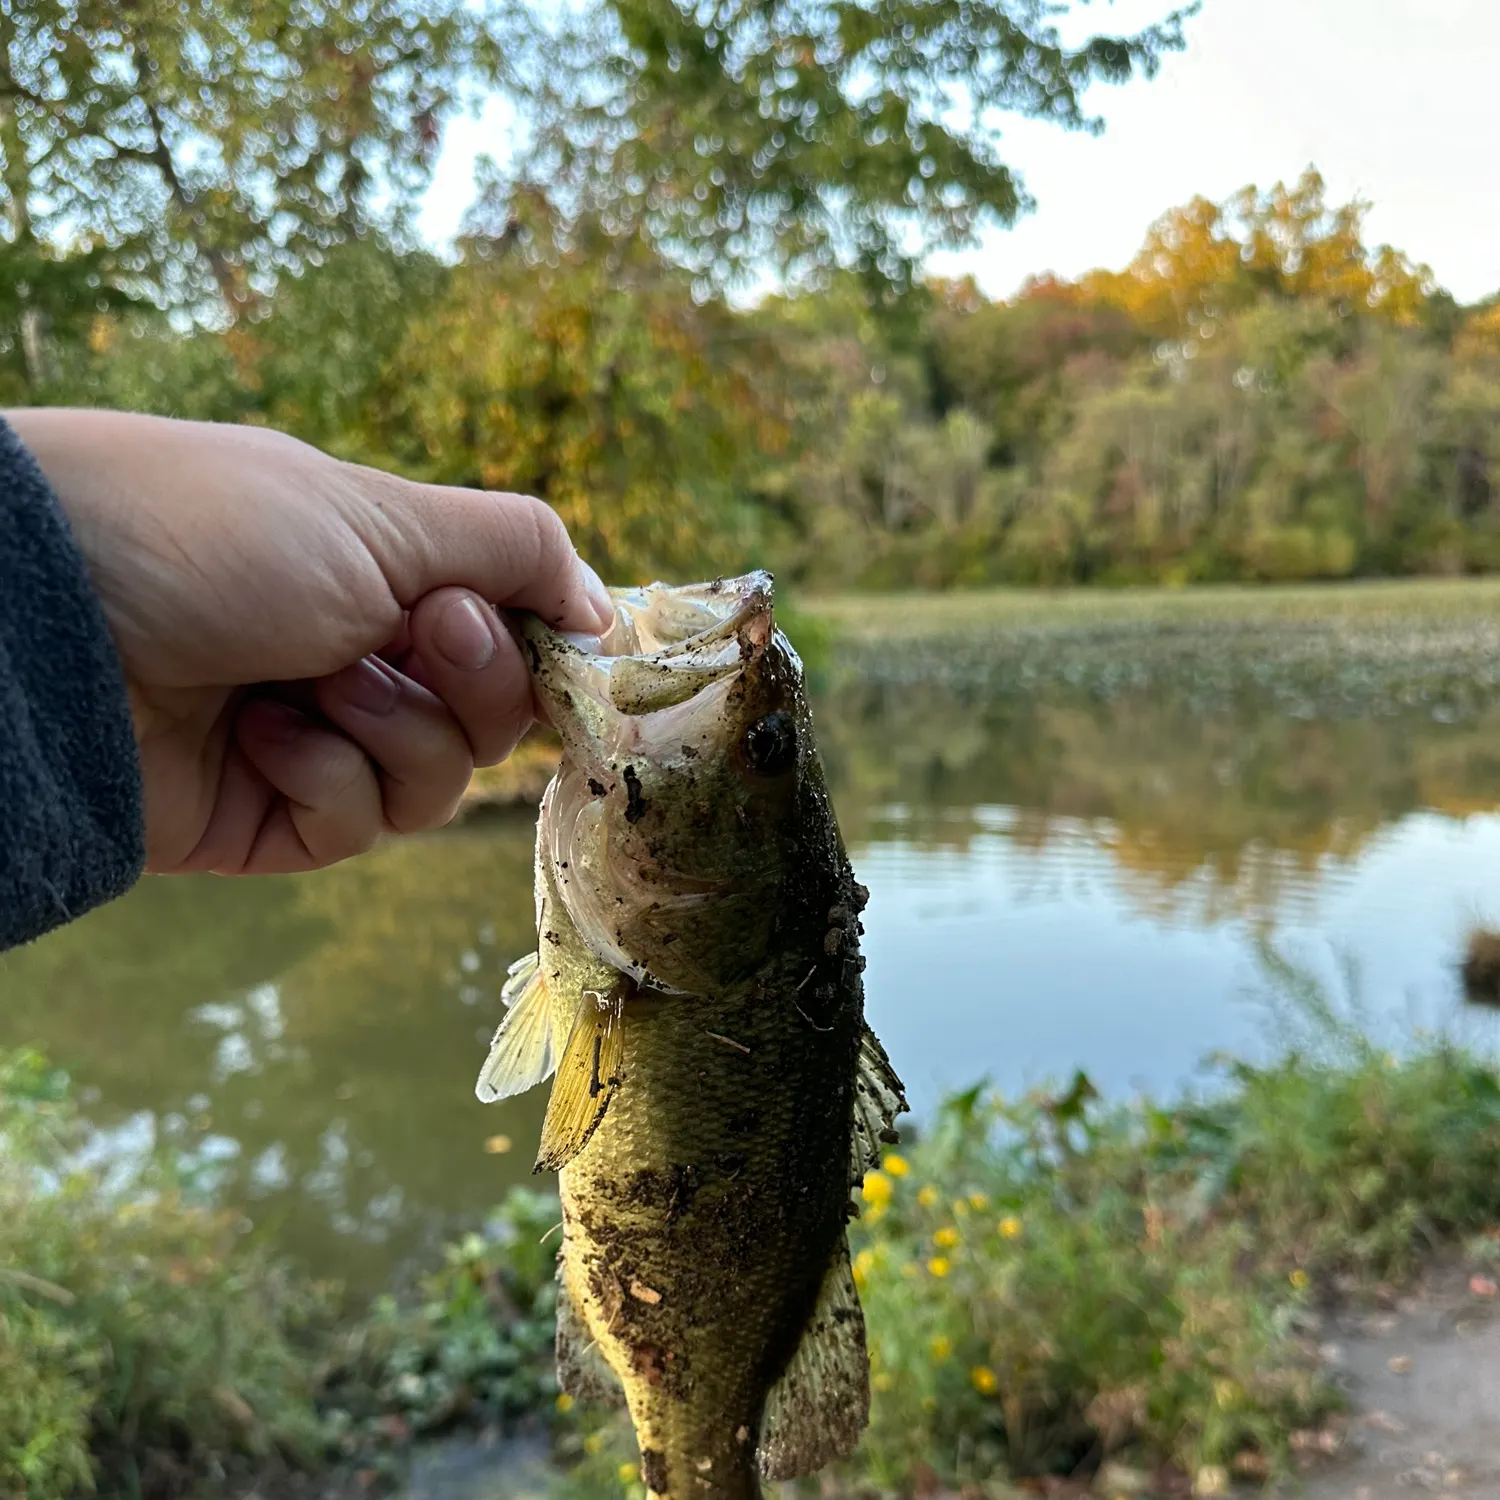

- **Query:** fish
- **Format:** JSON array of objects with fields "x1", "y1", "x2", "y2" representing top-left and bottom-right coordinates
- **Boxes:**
[{"x1": 475, "y1": 571, "x2": 906, "y2": 1499}]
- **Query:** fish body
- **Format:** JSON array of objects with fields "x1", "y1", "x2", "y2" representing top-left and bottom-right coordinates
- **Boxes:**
[{"x1": 477, "y1": 573, "x2": 905, "y2": 1498}]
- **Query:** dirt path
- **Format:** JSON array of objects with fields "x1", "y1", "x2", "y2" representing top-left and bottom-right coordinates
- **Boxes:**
[{"x1": 1297, "y1": 1264, "x2": 1500, "y2": 1499}]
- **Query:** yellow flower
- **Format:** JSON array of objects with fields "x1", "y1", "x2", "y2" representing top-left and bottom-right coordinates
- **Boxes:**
[
  {"x1": 970, "y1": 1365, "x2": 999, "y2": 1395},
  {"x1": 927, "y1": 1256, "x2": 951, "y2": 1278},
  {"x1": 883, "y1": 1153, "x2": 910, "y2": 1177},
  {"x1": 929, "y1": 1335, "x2": 953, "y2": 1361},
  {"x1": 1290, "y1": 1268, "x2": 1310, "y2": 1290},
  {"x1": 917, "y1": 1185, "x2": 940, "y2": 1209},
  {"x1": 873, "y1": 1371, "x2": 894, "y2": 1392},
  {"x1": 968, "y1": 1191, "x2": 991, "y2": 1212},
  {"x1": 998, "y1": 1216, "x2": 1023, "y2": 1240},
  {"x1": 584, "y1": 1432, "x2": 606, "y2": 1455},
  {"x1": 555, "y1": 1393, "x2": 575, "y2": 1414},
  {"x1": 618, "y1": 1463, "x2": 639, "y2": 1484},
  {"x1": 853, "y1": 1248, "x2": 877, "y2": 1289},
  {"x1": 933, "y1": 1226, "x2": 960, "y2": 1249},
  {"x1": 861, "y1": 1171, "x2": 893, "y2": 1209}
]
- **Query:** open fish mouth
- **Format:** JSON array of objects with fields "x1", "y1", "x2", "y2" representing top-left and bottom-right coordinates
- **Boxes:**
[{"x1": 519, "y1": 571, "x2": 780, "y2": 751}]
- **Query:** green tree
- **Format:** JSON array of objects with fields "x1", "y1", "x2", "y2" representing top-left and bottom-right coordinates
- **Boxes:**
[
  {"x1": 0, "y1": 0, "x2": 498, "y2": 387},
  {"x1": 503, "y1": 0, "x2": 1195, "y2": 291}
]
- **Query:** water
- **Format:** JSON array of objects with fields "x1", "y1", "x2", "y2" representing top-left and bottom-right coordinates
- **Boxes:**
[{"x1": 8, "y1": 623, "x2": 1500, "y2": 1292}]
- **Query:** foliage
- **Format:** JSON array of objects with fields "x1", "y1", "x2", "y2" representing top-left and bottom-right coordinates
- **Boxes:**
[
  {"x1": 27, "y1": 161, "x2": 1500, "y2": 592},
  {"x1": 0, "y1": 1048, "x2": 333, "y2": 1499},
  {"x1": 498, "y1": 0, "x2": 1194, "y2": 292},
  {"x1": 0, "y1": 0, "x2": 499, "y2": 333},
  {"x1": 320, "y1": 1187, "x2": 563, "y2": 1465}
]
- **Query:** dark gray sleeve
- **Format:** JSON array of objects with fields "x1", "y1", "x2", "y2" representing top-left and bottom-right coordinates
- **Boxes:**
[{"x1": 0, "y1": 416, "x2": 145, "y2": 950}]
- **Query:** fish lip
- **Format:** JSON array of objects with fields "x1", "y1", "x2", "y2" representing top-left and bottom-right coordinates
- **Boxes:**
[{"x1": 518, "y1": 571, "x2": 776, "y2": 733}]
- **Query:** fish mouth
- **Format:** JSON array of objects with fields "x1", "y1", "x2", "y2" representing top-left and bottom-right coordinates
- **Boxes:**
[{"x1": 519, "y1": 571, "x2": 777, "y2": 751}]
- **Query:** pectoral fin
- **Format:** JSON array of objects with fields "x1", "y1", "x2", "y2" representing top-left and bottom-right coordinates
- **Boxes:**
[
  {"x1": 475, "y1": 953, "x2": 555, "y2": 1104},
  {"x1": 535, "y1": 986, "x2": 626, "y2": 1173},
  {"x1": 756, "y1": 1240, "x2": 869, "y2": 1480},
  {"x1": 555, "y1": 1265, "x2": 625, "y2": 1407},
  {"x1": 849, "y1": 1023, "x2": 908, "y2": 1186}
]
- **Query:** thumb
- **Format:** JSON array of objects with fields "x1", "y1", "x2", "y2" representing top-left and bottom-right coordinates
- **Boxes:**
[{"x1": 352, "y1": 471, "x2": 615, "y2": 634}]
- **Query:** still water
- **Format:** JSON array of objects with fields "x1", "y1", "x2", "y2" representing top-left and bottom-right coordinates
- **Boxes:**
[{"x1": 8, "y1": 630, "x2": 1500, "y2": 1291}]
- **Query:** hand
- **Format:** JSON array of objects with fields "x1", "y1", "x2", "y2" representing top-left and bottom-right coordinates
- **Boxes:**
[{"x1": 5, "y1": 409, "x2": 613, "y2": 876}]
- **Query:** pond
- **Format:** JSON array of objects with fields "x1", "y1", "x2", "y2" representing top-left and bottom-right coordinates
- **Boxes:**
[{"x1": 9, "y1": 584, "x2": 1500, "y2": 1295}]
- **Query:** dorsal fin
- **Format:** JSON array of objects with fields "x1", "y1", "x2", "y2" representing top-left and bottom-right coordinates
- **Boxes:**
[{"x1": 850, "y1": 1022, "x2": 908, "y2": 1186}]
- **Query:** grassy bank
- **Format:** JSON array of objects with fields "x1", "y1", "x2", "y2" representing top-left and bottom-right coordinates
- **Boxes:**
[{"x1": 11, "y1": 957, "x2": 1500, "y2": 1499}]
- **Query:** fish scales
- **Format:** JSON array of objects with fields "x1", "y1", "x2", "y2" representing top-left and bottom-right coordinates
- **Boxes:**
[{"x1": 476, "y1": 572, "x2": 906, "y2": 1499}]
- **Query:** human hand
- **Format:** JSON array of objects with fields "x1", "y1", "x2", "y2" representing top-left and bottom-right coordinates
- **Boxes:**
[{"x1": 5, "y1": 408, "x2": 613, "y2": 876}]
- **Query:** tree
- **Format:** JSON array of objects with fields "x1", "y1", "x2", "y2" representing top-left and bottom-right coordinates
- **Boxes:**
[
  {"x1": 1081, "y1": 168, "x2": 1437, "y2": 337},
  {"x1": 376, "y1": 191, "x2": 789, "y2": 580},
  {"x1": 0, "y1": 0, "x2": 499, "y2": 383},
  {"x1": 502, "y1": 0, "x2": 1195, "y2": 292}
]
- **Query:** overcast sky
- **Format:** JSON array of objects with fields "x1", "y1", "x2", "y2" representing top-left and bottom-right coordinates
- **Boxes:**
[{"x1": 418, "y1": 0, "x2": 1500, "y2": 304}]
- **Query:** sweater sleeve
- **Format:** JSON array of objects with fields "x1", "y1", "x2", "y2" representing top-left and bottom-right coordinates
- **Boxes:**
[{"x1": 0, "y1": 416, "x2": 145, "y2": 950}]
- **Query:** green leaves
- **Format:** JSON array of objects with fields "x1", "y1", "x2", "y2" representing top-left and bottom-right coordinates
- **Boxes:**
[{"x1": 501, "y1": 0, "x2": 1196, "y2": 291}]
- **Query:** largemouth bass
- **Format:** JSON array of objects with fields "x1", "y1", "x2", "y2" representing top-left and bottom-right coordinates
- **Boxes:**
[{"x1": 475, "y1": 572, "x2": 906, "y2": 1498}]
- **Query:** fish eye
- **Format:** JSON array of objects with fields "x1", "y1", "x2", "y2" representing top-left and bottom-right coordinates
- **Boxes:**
[{"x1": 742, "y1": 712, "x2": 797, "y2": 776}]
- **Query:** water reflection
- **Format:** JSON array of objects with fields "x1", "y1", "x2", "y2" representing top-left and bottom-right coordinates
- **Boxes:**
[{"x1": 7, "y1": 671, "x2": 1500, "y2": 1289}]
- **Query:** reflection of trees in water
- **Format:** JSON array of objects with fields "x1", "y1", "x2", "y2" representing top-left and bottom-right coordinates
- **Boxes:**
[
  {"x1": 814, "y1": 678, "x2": 1500, "y2": 923},
  {"x1": 0, "y1": 816, "x2": 551, "y2": 1294}
]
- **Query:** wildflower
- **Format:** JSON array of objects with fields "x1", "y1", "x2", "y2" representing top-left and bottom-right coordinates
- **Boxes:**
[
  {"x1": 883, "y1": 1153, "x2": 910, "y2": 1177},
  {"x1": 1290, "y1": 1268, "x2": 1310, "y2": 1290},
  {"x1": 555, "y1": 1393, "x2": 575, "y2": 1414},
  {"x1": 584, "y1": 1432, "x2": 606, "y2": 1455},
  {"x1": 968, "y1": 1191, "x2": 990, "y2": 1212},
  {"x1": 933, "y1": 1226, "x2": 960, "y2": 1249},
  {"x1": 970, "y1": 1365, "x2": 999, "y2": 1395},
  {"x1": 917, "y1": 1185, "x2": 940, "y2": 1209},
  {"x1": 618, "y1": 1463, "x2": 639, "y2": 1484},
  {"x1": 998, "y1": 1215, "x2": 1023, "y2": 1240},
  {"x1": 861, "y1": 1171, "x2": 893, "y2": 1211},
  {"x1": 930, "y1": 1334, "x2": 953, "y2": 1361},
  {"x1": 873, "y1": 1371, "x2": 894, "y2": 1393},
  {"x1": 927, "y1": 1256, "x2": 951, "y2": 1278},
  {"x1": 952, "y1": 1197, "x2": 970, "y2": 1218},
  {"x1": 853, "y1": 1247, "x2": 877, "y2": 1289}
]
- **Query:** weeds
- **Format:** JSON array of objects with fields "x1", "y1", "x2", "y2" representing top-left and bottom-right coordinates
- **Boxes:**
[{"x1": 0, "y1": 1049, "x2": 331, "y2": 1499}]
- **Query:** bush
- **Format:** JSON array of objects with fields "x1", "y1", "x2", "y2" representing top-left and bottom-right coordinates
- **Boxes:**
[{"x1": 0, "y1": 1049, "x2": 331, "y2": 1499}]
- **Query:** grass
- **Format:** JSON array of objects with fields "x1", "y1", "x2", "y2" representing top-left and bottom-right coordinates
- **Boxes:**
[{"x1": 805, "y1": 576, "x2": 1500, "y2": 642}]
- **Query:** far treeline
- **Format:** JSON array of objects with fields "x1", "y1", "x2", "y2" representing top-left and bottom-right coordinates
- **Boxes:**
[{"x1": 2, "y1": 4, "x2": 1495, "y2": 587}]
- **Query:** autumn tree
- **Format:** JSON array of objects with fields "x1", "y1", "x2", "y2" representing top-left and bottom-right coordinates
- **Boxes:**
[
  {"x1": 1080, "y1": 168, "x2": 1438, "y2": 337},
  {"x1": 374, "y1": 190, "x2": 790, "y2": 581}
]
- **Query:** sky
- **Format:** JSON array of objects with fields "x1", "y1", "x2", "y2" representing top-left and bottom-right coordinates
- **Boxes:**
[{"x1": 418, "y1": 0, "x2": 1500, "y2": 305}]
